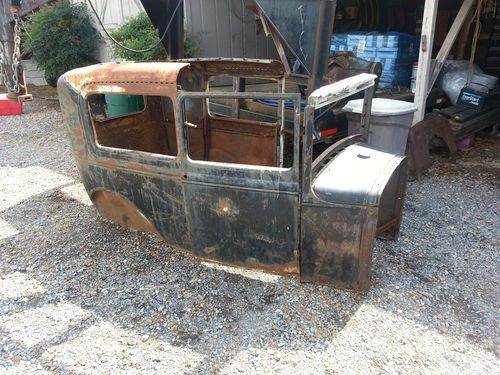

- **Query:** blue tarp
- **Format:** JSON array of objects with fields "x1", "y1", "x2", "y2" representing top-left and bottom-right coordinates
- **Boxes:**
[
  {"x1": 331, "y1": 32, "x2": 420, "y2": 89},
  {"x1": 256, "y1": 99, "x2": 306, "y2": 111}
]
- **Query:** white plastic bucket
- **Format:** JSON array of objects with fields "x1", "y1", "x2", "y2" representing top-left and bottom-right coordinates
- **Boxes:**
[{"x1": 343, "y1": 98, "x2": 418, "y2": 155}]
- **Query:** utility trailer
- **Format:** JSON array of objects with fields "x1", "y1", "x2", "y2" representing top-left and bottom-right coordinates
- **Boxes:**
[{"x1": 58, "y1": 59, "x2": 408, "y2": 291}]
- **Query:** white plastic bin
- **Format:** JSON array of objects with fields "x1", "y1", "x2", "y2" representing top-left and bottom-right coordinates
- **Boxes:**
[{"x1": 343, "y1": 98, "x2": 417, "y2": 155}]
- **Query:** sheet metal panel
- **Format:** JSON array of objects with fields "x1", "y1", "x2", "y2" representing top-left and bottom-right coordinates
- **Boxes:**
[
  {"x1": 74, "y1": 0, "x2": 144, "y2": 28},
  {"x1": 185, "y1": 0, "x2": 278, "y2": 59}
]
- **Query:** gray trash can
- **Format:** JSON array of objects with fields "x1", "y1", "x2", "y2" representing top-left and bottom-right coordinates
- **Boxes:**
[{"x1": 343, "y1": 98, "x2": 417, "y2": 155}]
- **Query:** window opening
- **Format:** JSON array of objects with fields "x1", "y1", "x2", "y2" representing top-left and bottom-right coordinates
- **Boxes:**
[
  {"x1": 88, "y1": 94, "x2": 177, "y2": 156},
  {"x1": 183, "y1": 93, "x2": 295, "y2": 169}
]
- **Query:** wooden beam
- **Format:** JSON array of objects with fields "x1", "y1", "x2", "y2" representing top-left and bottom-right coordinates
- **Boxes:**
[
  {"x1": 413, "y1": 0, "x2": 440, "y2": 125},
  {"x1": 428, "y1": 0, "x2": 475, "y2": 94}
]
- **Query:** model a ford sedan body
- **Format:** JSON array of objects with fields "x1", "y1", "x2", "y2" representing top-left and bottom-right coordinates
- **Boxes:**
[{"x1": 58, "y1": 59, "x2": 408, "y2": 291}]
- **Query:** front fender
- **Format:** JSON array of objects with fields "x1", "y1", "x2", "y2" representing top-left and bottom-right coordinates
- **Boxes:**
[{"x1": 300, "y1": 143, "x2": 408, "y2": 291}]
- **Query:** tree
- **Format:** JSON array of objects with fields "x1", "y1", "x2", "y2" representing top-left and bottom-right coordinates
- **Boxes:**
[
  {"x1": 110, "y1": 13, "x2": 200, "y2": 61},
  {"x1": 23, "y1": 1, "x2": 101, "y2": 87}
]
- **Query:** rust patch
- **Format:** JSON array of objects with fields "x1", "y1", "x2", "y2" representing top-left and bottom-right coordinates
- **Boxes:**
[
  {"x1": 216, "y1": 197, "x2": 240, "y2": 217},
  {"x1": 98, "y1": 159, "x2": 119, "y2": 170},
  {"x1": 91, "y1": 190, "x2": 159, "y2": 235},
  {"x1": 261, "y1": 262, "x2": 300, "y2": 275},
  {"x1": 62, "y1": 62, "x2": 189, "y2": 98},
  {"x1": 206, "y1": 116, "x2": 278, "y2": 167},
  {"x1": 73, "y1": 150, "x2": 85, "y2": 159},
  {"x1": 126, "y1": 163, "x2": 148, "y2": 172}
]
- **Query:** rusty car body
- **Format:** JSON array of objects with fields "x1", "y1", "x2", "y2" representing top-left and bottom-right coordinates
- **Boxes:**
[{"x1": 58, "y1": 59, "x2": 408, "y2": 291}]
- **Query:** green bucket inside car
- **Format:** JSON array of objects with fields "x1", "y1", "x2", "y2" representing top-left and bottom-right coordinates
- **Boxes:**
[{"x1": 105, "y1": 94, "x2": 144, "y2": 117}]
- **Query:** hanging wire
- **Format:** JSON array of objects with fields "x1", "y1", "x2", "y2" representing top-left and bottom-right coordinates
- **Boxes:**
[{"x1": 85, "y1": 0, "x2": 182, "y2": 54}]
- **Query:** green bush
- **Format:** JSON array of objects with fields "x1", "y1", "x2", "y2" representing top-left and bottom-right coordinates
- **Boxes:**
[
  {"x1": 184, "y1": 32, "x2": 201, "y2": 58},
  {"x1": 110, "y1": 13, "x2": 200, "y2": 61},
  {"x1": 23, "y1": 0, "x2": 101, "y2": 87},
  {"x1": 110, "y1": 13, "x2": 168, "y2": 61}
]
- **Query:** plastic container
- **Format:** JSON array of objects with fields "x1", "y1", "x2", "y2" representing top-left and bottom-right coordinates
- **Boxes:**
[
  {"x1": 379, "y1": 69, "x2": 413, "y2": 89},
  {"x1": 343, "y1": 98, "x2": 418, "y2": 155},
  {"x1": 380, "y1": 68, "x2": 413, "y2": 80},
  {"x1": 331, "y1": 32, "x2": 419, "y2": 88},
  {"x1": 374, "y1": 57, "x2": 412, "y2": 70},
  {"x1": 346, "y1": 32, "x2": 418, "y2": 49},
  {"x1": 105, "y1": 94, "x2": 144, "y2": 117},
  {"x1": 0, "y1": 94, "x2": 22, "y2": 116},
  {"x1": 471, "y1": 73, "x2": 498, "y2": 90},
  {"x1": 256, "y1": 98, "x2": 306, "y2": 111}
]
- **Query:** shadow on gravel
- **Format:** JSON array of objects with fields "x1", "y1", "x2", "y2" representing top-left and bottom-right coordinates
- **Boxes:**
[
  {"x1": 1, "y1": 160, "x2": 499, "y2": 372},
  {"x1": 1, "y1": 184, "x2": 365, "y2": 371}
]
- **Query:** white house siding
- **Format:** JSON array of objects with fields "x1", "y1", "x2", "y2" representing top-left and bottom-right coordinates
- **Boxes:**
[
  {"x1": 81, "y1": 0, "x2": 145, "y2": 28},
  {"x1": 22, "y1": 0, "x2": 279, "y2": 85},
  {"x1": 72, "y1": 0, "x2": 145, "y2": 62},
  {"x1": 80, "y1": 0, "x2": 279, "y2": 61},
  {"x1": 21, "y1": 0, "x2": 144, "y2": 85},
  {"x1": 185, "y1": 0, "x2": 278, "y2": 59}
]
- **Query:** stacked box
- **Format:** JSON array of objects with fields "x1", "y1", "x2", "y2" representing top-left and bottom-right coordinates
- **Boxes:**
[{"x1": 330, "y1": 32, "x2": 420, "y2": 89}]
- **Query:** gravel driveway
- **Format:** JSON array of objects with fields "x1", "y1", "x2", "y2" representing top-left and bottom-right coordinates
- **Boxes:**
[{"x1": 0, "y1": 97, "x2": 499, "y2": 374}]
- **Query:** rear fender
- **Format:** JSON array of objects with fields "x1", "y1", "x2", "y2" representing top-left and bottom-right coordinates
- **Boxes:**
[{"x1": 90, "y1": 190, "x2": 159, "y2": 235}]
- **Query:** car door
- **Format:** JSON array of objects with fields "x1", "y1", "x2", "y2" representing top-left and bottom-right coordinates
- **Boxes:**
[{"x1": 178, "y1": 91, "x2": 302, "y2": 274}]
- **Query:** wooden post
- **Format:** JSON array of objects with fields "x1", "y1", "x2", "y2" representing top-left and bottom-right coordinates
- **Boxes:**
[
  {"x1": 429, "y1": 0, "x2": 475, "y2": 94},
  {"x1": 413, "y1": 0, "x2": 439, "y2": 125}
]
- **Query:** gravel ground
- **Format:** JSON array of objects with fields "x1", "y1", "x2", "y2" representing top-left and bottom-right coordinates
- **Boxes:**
[{"x1": 0, "y1": 96, "x2": 499, "y2": 374}]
